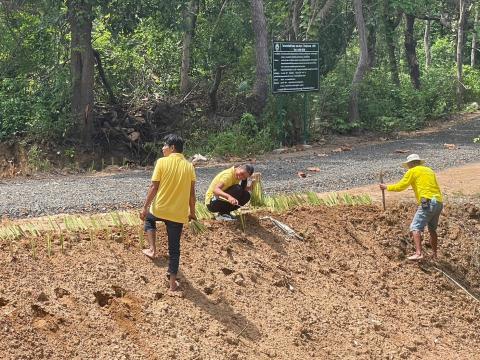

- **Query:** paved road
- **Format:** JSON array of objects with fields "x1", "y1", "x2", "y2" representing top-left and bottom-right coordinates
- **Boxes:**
[{"x1": 1, "y1": 118, "x2": 479, "y2": 218}]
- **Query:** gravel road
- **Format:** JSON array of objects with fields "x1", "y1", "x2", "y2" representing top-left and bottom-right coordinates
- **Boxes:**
[{"x1": 1, "y1": 118, "x2": 479, "y2": 219}]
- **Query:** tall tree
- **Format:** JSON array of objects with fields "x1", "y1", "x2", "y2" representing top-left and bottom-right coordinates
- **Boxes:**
[
  {"x1": 250, "y1": 0, "x2": 269, "y2": 115},
  {"x1": 424, "y1": 20, "x2": 431, "y2": 69},
  {"x1": 67, "y1": 0, "x2": 95, "y2": 145},
  {"x1": 305, "y1": 0, "x2": 335, "y2": 37},
  {"x1": 404, "y1": 14, "x2": 420, "y2": 89},
  {"x1": 457, "y1": 0, "x2": 470, "y2": 107},
  {"x1": 180, "y1": 0, "x2": 200, "y2": 94},
  {"x1": 382, "y1": 1, "x2": 400, "y2": 86},
  {"x1": 349, "y1": 0, "x2": 369, "y2": 124},
  {"x1": 472, "y1": 5, "x2": 478, "y2": 67},
  {"x1": 290, "y1": 0, "x2": 302, "y2": 40}
]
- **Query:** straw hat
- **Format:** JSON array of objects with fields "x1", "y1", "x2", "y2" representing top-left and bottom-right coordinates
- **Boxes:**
[{"x1": 402, "y1": 154, "x2": 425, "y2": 168}]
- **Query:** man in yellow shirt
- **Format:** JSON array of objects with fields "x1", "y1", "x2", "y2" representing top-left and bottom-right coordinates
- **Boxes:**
[
  {"x1": 140, "y1": 134, "x2": 196, "y2": 296},
  {"x1": 205, "y1": 164, "x2": 255, "y2": 220},
  {"x1": 380, "y1": 154, "x2": 443, "y2": 260}
]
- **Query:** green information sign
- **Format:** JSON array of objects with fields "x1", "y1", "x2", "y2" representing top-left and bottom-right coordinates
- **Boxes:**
[{"x1": 272, "y1": 41, "x2": 319, "y2": 93}]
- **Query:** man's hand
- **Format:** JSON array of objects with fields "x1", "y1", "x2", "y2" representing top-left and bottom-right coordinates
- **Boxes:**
[
  {"x1": 228, "y1": 196, "x2": 239, "y2": 206},
  {"x1": 189, "y1": 212, "x2": 197, "y2": 221},
  {"x1": 140, "y1": 208, "x2": 148, "y2": 221},
  {"x1": 379, "y1": 183, "x2": 387, "y2": 190}
]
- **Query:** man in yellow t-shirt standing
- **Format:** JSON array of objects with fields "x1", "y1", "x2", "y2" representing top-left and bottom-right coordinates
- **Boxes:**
[
  {"x1": 140, "y1": 134, "x2": 196, "y2": 296},
  {"x1": 205, "y1": 164, "x2": 255, "y2": 221},
  {"x1": 380, "y1": 154, "x2": 443, "y2": 260}
]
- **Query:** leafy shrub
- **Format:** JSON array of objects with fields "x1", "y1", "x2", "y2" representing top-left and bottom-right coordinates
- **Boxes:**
[
  {"x1": 187, "y1": 113, "x2": 275, "y2": 157},
  {"x1": 0, "y1": 71, "x2": 71, "y2": 141}
]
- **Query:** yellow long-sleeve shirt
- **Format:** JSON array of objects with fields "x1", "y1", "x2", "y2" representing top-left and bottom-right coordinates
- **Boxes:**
[{"x1": 387, "y1": 165, "x2": 443, "y2": 204}]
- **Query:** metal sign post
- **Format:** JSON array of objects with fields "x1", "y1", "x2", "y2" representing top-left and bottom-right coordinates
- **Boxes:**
[{"x1": 272, "y1": 41, "x2": 319, "y2": 145}]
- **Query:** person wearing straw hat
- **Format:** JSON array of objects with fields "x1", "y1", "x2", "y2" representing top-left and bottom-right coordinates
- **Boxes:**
[
  {"x1": 379, "y1": 154, "x2": 443, "y2": 260},
  {"x1": 205, "y1": 164, "x2": 256, "y2": 221}
]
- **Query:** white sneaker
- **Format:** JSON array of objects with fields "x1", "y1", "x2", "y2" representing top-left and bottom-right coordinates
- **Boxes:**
[{"x1": 215, "y1": 214, "x2": 237, "y2": 221}]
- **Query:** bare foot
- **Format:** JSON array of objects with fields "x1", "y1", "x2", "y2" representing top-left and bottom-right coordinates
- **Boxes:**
[
  {"x1": 142, "y1": 248, "x2": 156, "y2": 259},
  {"x1": 167, "y1": 288, "x2": 184, "y2": 298},
  {"x1": 407, "y1": 253, "x2": 423, "y2": 261}
]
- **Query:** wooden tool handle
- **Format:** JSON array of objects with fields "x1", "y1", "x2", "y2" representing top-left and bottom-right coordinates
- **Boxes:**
[{"x1": 379, "y1": 171, "x2": 386, "y2": 210}]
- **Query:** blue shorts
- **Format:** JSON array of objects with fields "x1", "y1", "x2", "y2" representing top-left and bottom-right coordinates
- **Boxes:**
[{"x1": 410, "y1": 202, "x2": 443, "y2": 232}]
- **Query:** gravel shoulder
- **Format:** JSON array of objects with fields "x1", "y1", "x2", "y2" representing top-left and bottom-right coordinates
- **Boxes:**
[{"x1": 1, "y1": 117, "x2": 480, "y2": 219}]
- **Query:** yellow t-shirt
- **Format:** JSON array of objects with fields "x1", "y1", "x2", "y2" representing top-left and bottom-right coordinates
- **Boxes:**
[
  {"x1": 205, "y1": 166, "x2": 239, "y2": 205},
  {"x1": 150, "y1": 153, "x2": 196, "y2": 224},
  {"x1": 387, "y1": 165, "x2": 442, "y2": 204}
]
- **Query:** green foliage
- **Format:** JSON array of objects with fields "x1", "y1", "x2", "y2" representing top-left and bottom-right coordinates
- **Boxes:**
[
  {"x1": 0, "y1": 0, "x2": 477, "y2": 155},
  {"x1": 313, "y1": 42, "x2": 459, "y2": 134},
  {"x1": 463, "y1": 65, "x2": 480, "y2": 103},
  {"x1": 94, "y1": 18, "x2": 181, "y2": 100},
  {"x1": 430, "y1": 37, "x2": 455, "y2": 66},
  {"x1": 26, "y1": 144, "x2": 51, "y2": 171},
  {"x1": 188, "y1": 113, "x2": 275, "y2": 157}
]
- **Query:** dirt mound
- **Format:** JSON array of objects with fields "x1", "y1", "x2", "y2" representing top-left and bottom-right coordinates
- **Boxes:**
[{"x1": 1, "y1": 204, "x2": 479, "y2": 359}]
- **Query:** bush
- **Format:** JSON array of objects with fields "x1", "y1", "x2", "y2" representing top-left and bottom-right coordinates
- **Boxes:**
[
  {"x1": 187, "y1": 113, "x2": 275, "y2": 157},
  {"x1": 0, "y1": 71, "x2": 71, "y2": 141}
]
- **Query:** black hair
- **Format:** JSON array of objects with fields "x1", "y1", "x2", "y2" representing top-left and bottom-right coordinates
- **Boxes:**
[
  {"x1": 163, "y1": 134, "x2": 184, "y2": 153},
  {"x1": 239, "y1": 164, "x2": 254, "y2": 176}
]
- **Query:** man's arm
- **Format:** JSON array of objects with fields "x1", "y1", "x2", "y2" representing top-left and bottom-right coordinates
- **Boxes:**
[
  {"x1": 140, "y1": 181, "x2": 160, "y2": 220},
  {"x1": 386, "y1": 171, "x2": 413, "y2": 192},
  {"x1": 213, "y1": 182, "x2": 238, "y2": 205},
  {"x1": 189, "y1": 181, "x2": 196, "y2": 220}
]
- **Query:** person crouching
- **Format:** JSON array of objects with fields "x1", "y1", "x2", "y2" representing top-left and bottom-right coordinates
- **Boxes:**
[{"x1": 205, "y1": 164, "x2": 255, "y2": 221}]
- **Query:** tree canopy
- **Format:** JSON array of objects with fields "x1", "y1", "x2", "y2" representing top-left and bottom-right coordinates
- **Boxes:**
[{"x1": 0, "y1": 0, "x2": 479, "y2": 159}]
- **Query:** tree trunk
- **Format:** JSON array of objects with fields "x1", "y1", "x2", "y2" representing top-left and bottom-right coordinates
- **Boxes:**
[
  {"x1": 348, "y1": 0, "x2": 369, "y2": 125},
  {"x1": 424, "y1": 20, "x2": 431, "y2": 69},
  {"x1": 472, "y1": 6, "x2": 478, "y2": 67},
  {"x1": 180, "y1": 0, "x2": 200, "y2": 94},
  {"x1": 367, "y1": 22, "x2": 376, "y2": 68},
  {"x1": 209, "y1": 65, "x2": 225, "y2": 113},
  {"x1": 290, "y1": 0, "x2": 302, "y2": 40},
  {"x1": 457, "y1": 0, "x2": 470, "y2": 108},
  {"x1": 383, "y1": 1, "x2": 400, "y2": 86},
  {"x1": 67, "y1": 0, "x2": 95, "y2": 145},
  {"x1": 93, "y1": 49, "x2": 117, "y2": 105},
  {"x1": 404, "y1": 14, "x2": 421, "y2": 89},
  {"x1": 250, "y1": 0, "x2": 269, "y2": 115},
  {"x1": 305, "y1": 0, "x2": 335, "y2": 37}
]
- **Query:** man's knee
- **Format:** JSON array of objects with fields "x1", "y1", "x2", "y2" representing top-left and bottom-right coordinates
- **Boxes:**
[
  {"x1": 225, "y1": 185, "x2": 243, "y2": 198},
  {"x1": 239, "y1": 191, "x2": 251, "y2": 206}
]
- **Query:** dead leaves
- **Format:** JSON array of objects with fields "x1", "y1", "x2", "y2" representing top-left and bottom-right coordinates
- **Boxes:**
[
  {"x1": 297, "y1": 167, "x2": 320, "y2": 178},
  {"x1": 332, "y1": 146, "x2": 353, "y2": 153},
  {"x1": 444, "y1": 143, "x2": 457, "y2": 150}
]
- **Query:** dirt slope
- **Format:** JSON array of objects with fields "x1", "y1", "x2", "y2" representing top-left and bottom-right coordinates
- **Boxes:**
[{"x1": 1, "y1": 204, "x2": 479, "y2": 360}]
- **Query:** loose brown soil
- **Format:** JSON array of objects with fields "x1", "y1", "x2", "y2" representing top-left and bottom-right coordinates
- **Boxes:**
[{"x1": 1, "y1": 203, "x2": 479, "y2": 359}]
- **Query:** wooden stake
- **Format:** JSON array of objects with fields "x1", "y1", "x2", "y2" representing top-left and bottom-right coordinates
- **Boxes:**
[{"x1": 379, "y1": 171, "x2": 386, "y2": 210}]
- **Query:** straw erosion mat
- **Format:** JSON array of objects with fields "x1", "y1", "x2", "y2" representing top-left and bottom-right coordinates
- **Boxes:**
[{"x1": 1, "y1": 203, "x2": 479, "y2": 360}]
